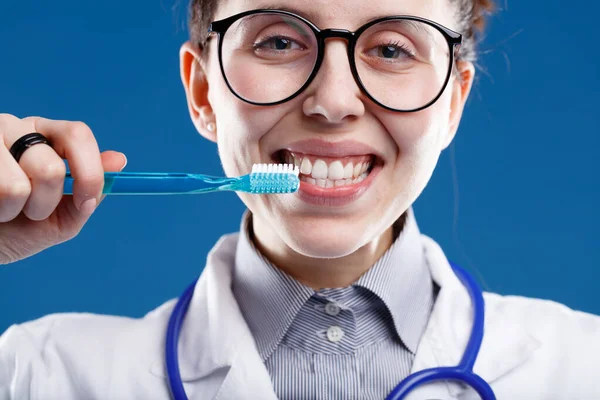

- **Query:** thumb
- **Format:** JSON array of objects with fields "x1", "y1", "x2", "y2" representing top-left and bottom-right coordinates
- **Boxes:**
[
  {"x1": 98, "y1": 151, "x2": 127, "y2": 205},
  {"x1": 101, "y1": 150, "x2": 128, "y2": 172},
  {"x1": 55, "y1": 150, "x2": 128, "y2": 235}
]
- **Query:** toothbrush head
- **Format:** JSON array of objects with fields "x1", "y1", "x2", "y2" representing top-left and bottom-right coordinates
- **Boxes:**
[{"x1": 247, "y1": 163, "x2": 300, "y2": 194}]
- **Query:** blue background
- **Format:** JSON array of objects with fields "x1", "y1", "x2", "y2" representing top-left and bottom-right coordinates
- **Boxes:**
[{"x1": 0, "y1": 0, "x2": 598, "y2": 333}]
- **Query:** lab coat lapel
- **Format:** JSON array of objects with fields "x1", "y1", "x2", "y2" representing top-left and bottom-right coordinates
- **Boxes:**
[
  {"x1": 404, "y1": 236, "x2": 542, "y2": 399},
  {"x1": 150, "y1": 230, "x2": 542, "y2": 399},
  {"x1": 149, "y1": 234, "x2": 277, "y2": 400}
]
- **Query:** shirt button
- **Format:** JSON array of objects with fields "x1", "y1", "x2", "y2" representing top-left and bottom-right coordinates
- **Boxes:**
[
  {"x1": 325, "y1": 302, "x2": 341, "y2": 316},
  {"x1": 326, "y1": 326, "x2": 344, "y2": 343}
]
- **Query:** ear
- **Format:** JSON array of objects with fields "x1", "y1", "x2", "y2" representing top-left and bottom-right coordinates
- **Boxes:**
[
  {"x1": 180, "y1": 41, "x2": 217, "y2": 143},
  {"x1": 442, "y1": 60, "x2": 475, "y2": 150}
]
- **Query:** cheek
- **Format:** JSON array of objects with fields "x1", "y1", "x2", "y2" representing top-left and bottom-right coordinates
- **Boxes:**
[
  {"x1": 207, "y1": 71, "x2": 281, "y2": 176},
  {"x1": 208, "y1": 67, "x2": 303, "y2": 176},
  {"x1": 383, "y1": 97, "x2": 450, "y2": 158},
  {"x1": 376, "y1": 89, "x2": 452, "y2": 195}
]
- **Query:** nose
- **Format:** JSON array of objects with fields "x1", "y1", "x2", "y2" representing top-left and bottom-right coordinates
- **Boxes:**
[{"x1": 302, "y1": 38, "x2": 365, "y2": 124}]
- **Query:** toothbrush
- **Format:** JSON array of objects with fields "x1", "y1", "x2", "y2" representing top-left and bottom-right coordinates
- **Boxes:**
[{"x1": 63, "y1": 163, "x2": 300, "y2": 195}]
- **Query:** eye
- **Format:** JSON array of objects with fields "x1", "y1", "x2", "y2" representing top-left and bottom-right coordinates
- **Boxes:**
[
  {"x1": 253, "y1": 35, "x2": 304, "y2": 51},
  {"x1": 369, "y1": 41, "x2": 416, "y2": 60}
]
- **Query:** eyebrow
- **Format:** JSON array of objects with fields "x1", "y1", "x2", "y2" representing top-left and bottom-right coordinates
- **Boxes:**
[{"x1": 376, "y1": 19, "x2": 435, "y2": 42}]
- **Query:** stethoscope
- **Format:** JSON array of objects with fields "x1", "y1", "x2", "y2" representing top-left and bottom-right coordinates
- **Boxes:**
[{"x1": 165, "y1": 261, "x2": 496, "y2": 400}]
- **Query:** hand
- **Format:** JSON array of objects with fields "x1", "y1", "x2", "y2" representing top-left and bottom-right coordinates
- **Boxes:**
[{"x1": 0, "y1": 114, "x2": 127, "y2": 264}]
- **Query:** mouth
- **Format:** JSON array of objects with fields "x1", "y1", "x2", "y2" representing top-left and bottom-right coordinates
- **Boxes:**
[
  {"x1": 270, "y1": 146, "x2": 385, "y2": 207},
  {"x1": 272, "y1": 150, "x2": 382, "y2": 188}
]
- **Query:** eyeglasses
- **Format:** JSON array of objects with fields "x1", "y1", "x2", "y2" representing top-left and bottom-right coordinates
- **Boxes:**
[{"x1": 206, "y1": 9, "x2": 462, "y2": 112}]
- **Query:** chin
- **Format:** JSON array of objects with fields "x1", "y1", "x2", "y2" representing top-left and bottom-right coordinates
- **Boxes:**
[{"x1": 281, "y1": 216, "x2": 373, "y2": 259}]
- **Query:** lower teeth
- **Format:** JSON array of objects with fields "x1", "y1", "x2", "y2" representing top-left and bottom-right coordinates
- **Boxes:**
[{"x1": 299, "y1": 171, "x2": 369, "y2": 188}]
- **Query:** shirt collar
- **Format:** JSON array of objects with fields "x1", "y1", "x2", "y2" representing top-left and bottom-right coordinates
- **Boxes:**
[
  {"x1": 354, "y1": 209, "x2": 436, "y2": 353},
  {"x1": 233, "y1": 208, "x2": 434, "y2": 360},
  {"x1": 233, "y1": 211, "x2": 314, "y2": 361}
]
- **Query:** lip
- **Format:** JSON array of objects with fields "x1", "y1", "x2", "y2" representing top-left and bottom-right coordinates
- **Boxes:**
[
  {"x1": 276, "y1": 138, "x2": 384, "y2": 160},
  {"x1": 296, "y1": 163, "x2": 383, "y2": 207}
]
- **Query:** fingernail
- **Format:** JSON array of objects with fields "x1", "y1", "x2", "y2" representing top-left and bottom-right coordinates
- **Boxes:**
[
  {"x1": 121, "y1": 153, "x2": 128, "y2": 170},
  {"x1": 80, "y1": 198, "x2": 97, "y2": 215}
]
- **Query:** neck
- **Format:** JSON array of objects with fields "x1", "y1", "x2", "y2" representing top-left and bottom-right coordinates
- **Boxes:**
[{"x1": 249, "y1": 215, "x2": 399, "y2": 290}]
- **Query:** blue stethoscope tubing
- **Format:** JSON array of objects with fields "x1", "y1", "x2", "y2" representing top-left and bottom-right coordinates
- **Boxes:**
[{"x1": 165, "y1": 261, "x2": 496, "y2": 400}]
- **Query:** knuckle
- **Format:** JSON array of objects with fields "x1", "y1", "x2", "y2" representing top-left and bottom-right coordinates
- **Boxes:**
[
  {"x1": 32, "y1": 161, "x2": 67, "y2": 184},
  {"x1": 0, "y1": 113, "x2": 20, "y2": 133},
  {"x1": 21, "y1": 116, "x2": 41, "y2": 122},
  {"x1": 66, "y1": 121, "x2": 93, "y2": 142},
  {"x1": 0, "y1": 178, "x2": 32, "y2": 199},
  {"x1": 0, "y1": 113, "x2": 19, "y2": 122}
]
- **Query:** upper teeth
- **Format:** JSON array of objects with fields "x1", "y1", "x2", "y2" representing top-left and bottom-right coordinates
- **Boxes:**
[{"x1": 285, "y1": 152, "x2": 372, "y2": 180}]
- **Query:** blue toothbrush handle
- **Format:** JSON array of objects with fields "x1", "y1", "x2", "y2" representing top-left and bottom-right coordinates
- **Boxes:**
[{"x1": 63, "y1": 172, "x2": 239, "y2": 195}]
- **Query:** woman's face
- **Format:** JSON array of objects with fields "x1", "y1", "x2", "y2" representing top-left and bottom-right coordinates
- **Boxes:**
[{"x1": 181, "y1": 0, "x2": 474, "y2": 260}]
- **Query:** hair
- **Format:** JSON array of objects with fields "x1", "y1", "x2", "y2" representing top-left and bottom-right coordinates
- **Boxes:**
[{"x1": 188, "y1": 0, "x2": 496, "y2": 63}]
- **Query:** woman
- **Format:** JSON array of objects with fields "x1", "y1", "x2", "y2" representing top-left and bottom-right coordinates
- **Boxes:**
[{"x1": 1, "y1": 0, "x2": 598, "y2": 399}]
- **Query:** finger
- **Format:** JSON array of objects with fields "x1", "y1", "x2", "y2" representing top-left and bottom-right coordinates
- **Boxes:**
[
  {"x1": 0, "y1": 135, "x2": 31, "y2": 222},
  {"x1": 55, "y1": 150, "x2": 127, "y2": 231},
  {"x1": 18, "y1": 143, "x2": 67, "y2": 221},
  {"x1": 0, "y1": 113, "x2": 24, "y2": 142},
  {"x1": 32, "y1": 118, "x2": 104, "y2": 212},
  {"x1": 97, "y1": 151, "x2": 127, "y2": 205},
  {"x1": 101, "y1": 150, "x2": 128, "y2": 172}
]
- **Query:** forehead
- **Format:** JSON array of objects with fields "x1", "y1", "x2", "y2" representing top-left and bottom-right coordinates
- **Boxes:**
[{"x1": 214, "y1": 0, "x2": 457, "y2": 31}]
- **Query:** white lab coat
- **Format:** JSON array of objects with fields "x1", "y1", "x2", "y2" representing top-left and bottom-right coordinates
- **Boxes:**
[{"x1": 1, "y1": 231, "x2": 599, "y2": 400}]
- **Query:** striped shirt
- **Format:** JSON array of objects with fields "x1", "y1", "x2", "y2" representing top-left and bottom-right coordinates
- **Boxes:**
[{"x1": 232, "y1": 209, "x2": 438, "y2": 399}]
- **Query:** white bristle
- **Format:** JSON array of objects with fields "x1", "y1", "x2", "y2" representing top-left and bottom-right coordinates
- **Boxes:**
[{"x1": 250, "y1": 163, "x2": 301, "y2": 175}]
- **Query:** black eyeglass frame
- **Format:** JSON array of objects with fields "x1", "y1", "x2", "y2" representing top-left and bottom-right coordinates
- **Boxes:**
[{"x1": 206, "y1": 9, "x2": 463, "y2": 113}]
